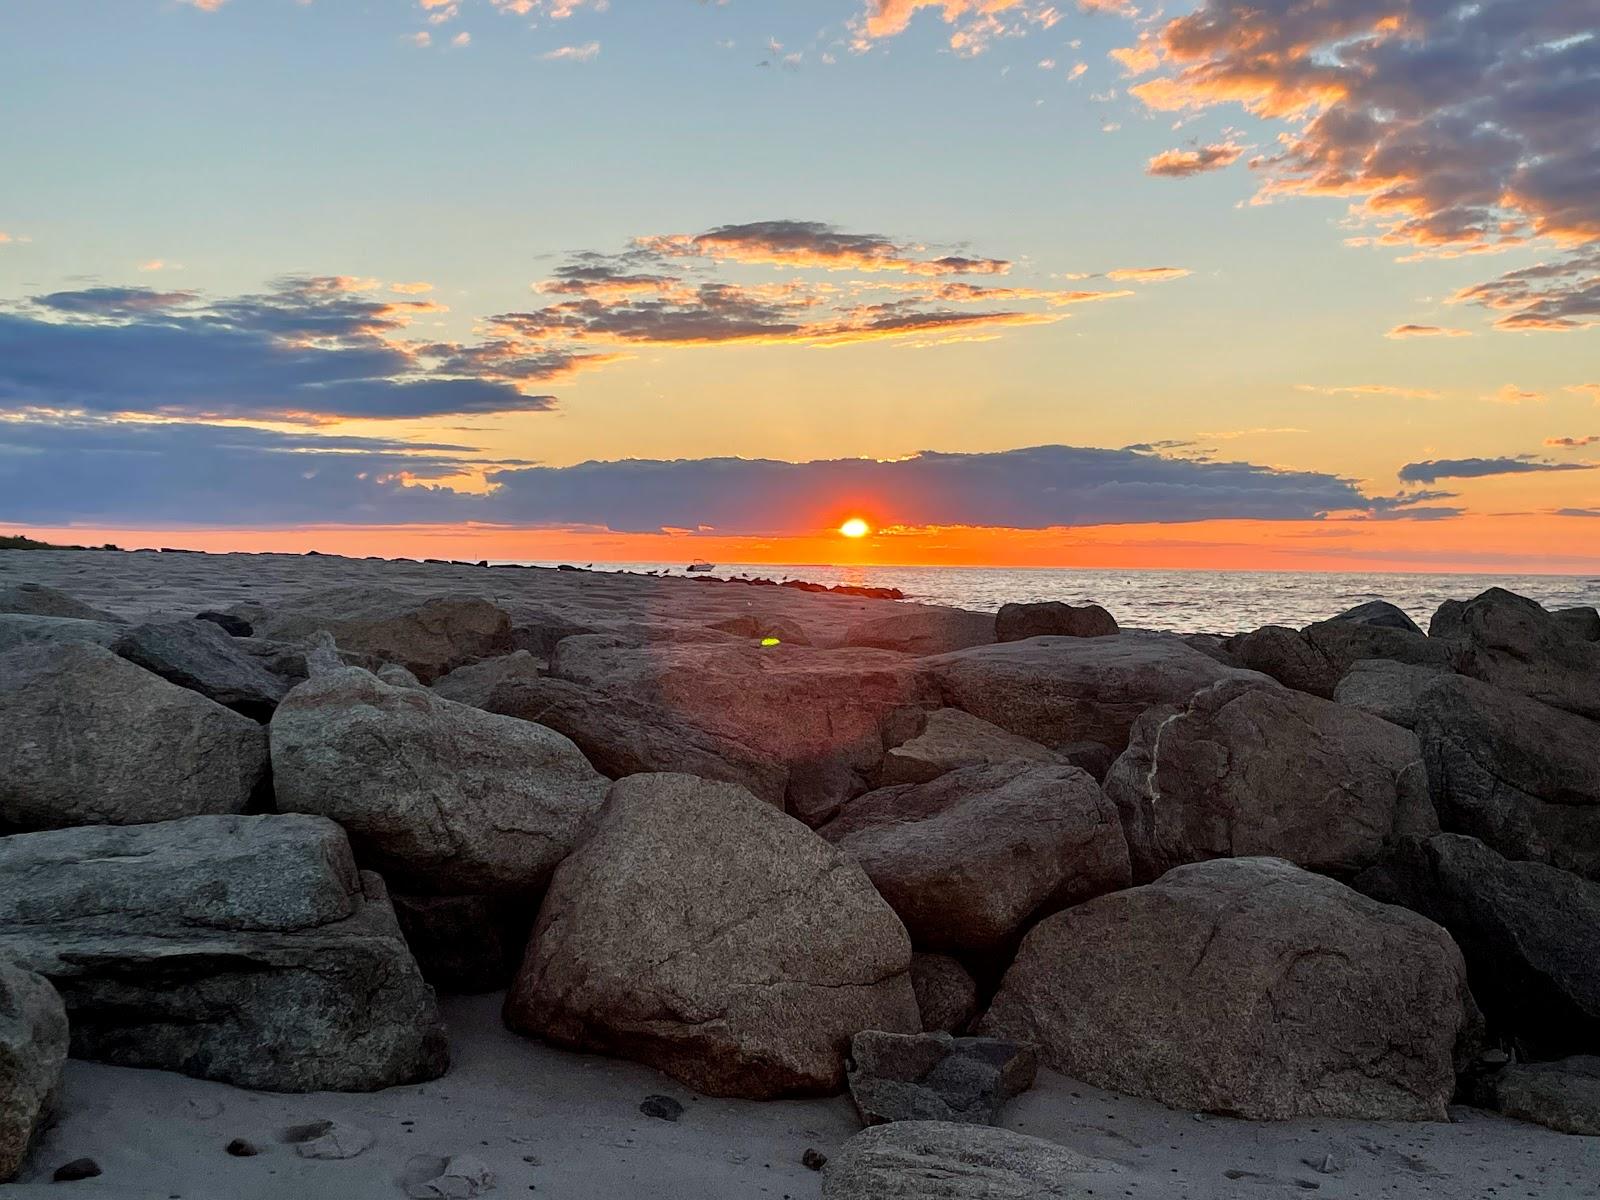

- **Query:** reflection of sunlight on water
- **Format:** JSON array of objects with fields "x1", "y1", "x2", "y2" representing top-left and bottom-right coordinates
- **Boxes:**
[{"x1": 497, "y1": 560, "x2": 1600, "y2": 633}]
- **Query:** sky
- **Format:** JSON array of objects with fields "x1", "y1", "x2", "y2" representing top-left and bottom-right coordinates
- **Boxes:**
[{"x1": 1, "y1": 0, "x2": 1597, "y2": 572}]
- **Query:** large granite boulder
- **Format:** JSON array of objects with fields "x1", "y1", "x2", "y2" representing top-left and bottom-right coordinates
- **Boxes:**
[
  {"x1": 1410, "y1": 674, "x2": 1600, "y2": 880},
  {"x1": 0, "y1": 814, "x2": 448, "y2": 1091},
  {"x1": 822, "y1": 1122, "x2": 1118, "y2": 1199},
  {"x1": 1485, "y1": 1058, "x2": 1600, "y2": 1136},
  {"x1": 981, "y1": 857, "x2": 1479, "y2": 1121},
  {"x1": 995, "y1": 601, "x2": 1117, "y2": 642},
  {"x1": 909, "y1": 954, "x2": 977, "y2": 1034},
  {"x1": 0, "y1": 583, "x2": 119, "y2": 623},
  {"x1": 112, "y1": 618, "x2": 288, "y2": 720},
  {"x1": 1226, "y1": 619, "x2": 1449, "y2": 700},
  {"x1": 1330, "y1": 600, "x2": 1423, "y2": 633},
  {"x1": 877, "y1": 707, "x2": 1064, "y2": 787},
  {"x1": 818, "y1": 764, "x2": 1130, "y2": 953},
  {"x1": 271, "y1": 668, "x2": 608, "y2": 896},
  {"x1": 0, "y1": 961, "x2": 67, "y2": 1183},
  {"x1": 1354, "y1": 834, "x2": 1600, "y2": 1057},
  {"x1": 0, "y1": 642, "x2": 268, "y2": 832},
  {"x1": 505, "y1": 773, "x2": 919, "y2": 1098},
  {"x1": 925, "y1": 632, "x2": 1266, "y2": 754},
  {"x1": 548, "y1": 637, "x2": 939, "y2": 825},
  {"x1": 1431, "y1": 587, "x2": 1600, "y2": 719},
  {"x1": 1104, "y1": 677, "x2": 1435, "y2": 882},
  {"x1": 846, "y1": 1030, "x2": 1037, "y2": 1126},
  {"x1": 434, "y1": 651, "x2": 787, "y2": 806},
  {"x1": 237, "y1": 587, "x2": 514, "y2": 683},
  {"x1": 0, "y1": 614, "x2": 121, "y2": 653},
  {"x1": 842, "y1": 607, "x2": 997, "y2": 657},
  {"x1": 1332, "y1": 658, "x2": 1452, "y2": 728}
]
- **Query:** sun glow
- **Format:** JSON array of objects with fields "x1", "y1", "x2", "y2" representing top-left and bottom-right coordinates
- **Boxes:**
[{"x1": 839, "y1": 517, "x2": 871, "y2": 538}]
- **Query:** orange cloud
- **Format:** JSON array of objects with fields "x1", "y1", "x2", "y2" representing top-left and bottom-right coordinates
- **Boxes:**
[
  {"x1": 1386, "y1": 324, "x2": 1471, "y2": 339},
  {"x1": 1146, "y1": 141, "x2": 1243, "y2": 178},
  {"x1": 1105, "y1": 266, "x2": 1190, "y2": 282}
]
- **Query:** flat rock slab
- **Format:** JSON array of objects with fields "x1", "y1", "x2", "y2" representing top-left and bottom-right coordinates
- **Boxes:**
[
  {"x1": 822, "y1": 1121, "x2": 1118, "y2": 1199},
  {"x1": 0, "y1": 583, "x2": 120, "y2": 623},
  {"x1": 1488, "y1": 1057, "x2": 1600, "y2": 1137},
  {"x1": 0, "y1": 814, "x2": 447, "y2": 1092},
  {"x1": 878, "y1": 707, "x2": 1064, "y2": 787},
  {"x1": 847, "y1": 1031, "x2": 1037, "y2": 1126}
]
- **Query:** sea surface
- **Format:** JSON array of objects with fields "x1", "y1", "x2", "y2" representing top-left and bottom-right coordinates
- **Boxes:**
[{"x1": 505, "y1": 561, "x2": 1600, "y2": 633}]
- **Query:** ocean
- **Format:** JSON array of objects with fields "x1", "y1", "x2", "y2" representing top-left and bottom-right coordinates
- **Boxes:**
[{"x1": 505, "y1": 561, "x2": 1600, "y2": 633}]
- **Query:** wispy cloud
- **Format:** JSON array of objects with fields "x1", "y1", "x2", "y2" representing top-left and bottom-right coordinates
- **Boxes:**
[
  {"x1": 641, "y1": 220, "x2": 1010, "y2": 276},
  {"x1": 1146, "y1": 141, "x2": 1243, "y2": 178},
  {"x1": 1386, "y1": 324, "x2": 1471, "y2": 339},
  {"x1": 1104, "y1": 266, "x2": 1189, "y2": 282},
  {"x1": 1398, "y1": 457, "x2": 1594, "y2": 484},
  {"x1": 541, "y1": 40, "x2": 600, "y2": 61},
  {"x1": 1298, "y1": 383, "x2": 1442, "y2": 401},
  {"x1": 1486, "y1": 384, "x2": 1545, "y2": 405}
]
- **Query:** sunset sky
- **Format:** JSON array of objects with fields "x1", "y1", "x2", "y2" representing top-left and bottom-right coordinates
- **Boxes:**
[{"x1": 2, "y1": 0, "x2": 1596, "y2": 571}]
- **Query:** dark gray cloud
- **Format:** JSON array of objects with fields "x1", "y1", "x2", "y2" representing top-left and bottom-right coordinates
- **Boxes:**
[
  {"x1": 1398, "y1": 456, "x2": 1596, "y2": 484},
  {"x1": 641, "y1": 220, "x2": 1011, "y2": 276}
]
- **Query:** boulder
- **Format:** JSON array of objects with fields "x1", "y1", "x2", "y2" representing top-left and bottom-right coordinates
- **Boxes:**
[
  {"x1": 1226, "y1": 619, "x2": 1449, "y2": 699},
  {"x1": 548, "y1": 637, "x2": 939, "y2": 825},
  {"x1": 1486, "y1": 1058, "x2": 1600, "y2": 1136},
  {"x1": 1332, "y1": 658, "x2": 1452, "y2": 728},
  {"x1": 270, "y1": 668, "x2": 607, "y2": 896},
  {"x1": 995, "y1": 601, "x2": 1118, "y2": 642},
  {"x1": 0, "y1": 642, "x2": 268, "y2": 832},
  {"x1": 0, "y1": 583, "x2": 119, "y2": 623},
  {"x1": 846, "y1": 1030, "x2": 1037, "y2": 1126},
  {"x1": 878, "y1": 707, "x2": 1064, "y2": 787},
  {"x1": 842, "y1": 608, "x2": 997, "y2": 657},
  {"x1": 504, "y1": 773, "x2": 919, "y2": 1097},
  {"x1": 0, "y1": 613, "x2": 121, "y2": 653},
  {"x1": 1554, "y1": 606, "x2": 1600, "y2": 642},
  {"x1": 822, "y1": 1122, "x2": 1118, "y2": 1199},
  {"x1": 1353, "y1": 834, "x2": 1600, "y2": 1057},
  {"x1": 1431, "y1": 587, "x2": 1600, "y2": 720},
  {"x1": 1411, "y1": 674, "x2": 1600, "y2": 880},
  {"x1": 237, "y1": 587, "x2": 514, "y2": 683},
  {"x1": 0, "y1": 814, "x2": 447, "y2": 1091},
  {"x1": 111, "y1": 619, "x2": 288, "y2": 720},
  {"x1": 391, "y1": 893, "x2": 532, "y2": 994},
  {"x1": 375, "y1": 662, "x2": 426, "y2": 689},
  {"x1": 434, "y1": 652, "x2": 787, "y2": 805},
  {"x1": 819, "y1": 764, "x2": 1130, "y2": 953},
  {"x1": 1329, "y1": 600, "x2": 1423, "y2": 634},
  {"x1": 0, "y1": 961, "x2": 67, "y2": 1183},
  {"x1": 195, "y1": 610, "x2": 252, "y2": 637},
  {"x1": 909, "y1": 954, "x2": 977, "y2": 1034},
  {"x1": 981, "y1": 857, "x2": 1479, "y2": 1121},
  {"x1": 1104, "y1": 677, "x2": 1435, "y2": 883},
  {"x1": 925, "y1": 632, "x2": 1265, "y2": 754}
]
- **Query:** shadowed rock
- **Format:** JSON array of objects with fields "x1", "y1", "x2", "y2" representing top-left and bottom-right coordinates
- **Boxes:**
[
  {"x1": 877, "y1": 708, "x2": 1064, "y2": 787},
  {"x1": 843, "y1": 608, "x2": 997, "y2": 657},
  {"x1": 0, "y1": 814, "x2": 448, "y2": 1092},
  {"x1": 819, "y1": 763, "x2": 1130, "y2": 953},
  {"x1": 995, "y1": 601, "x2": 1118, "y2": 642},
  {"x1": 1333, "y1": 658, "x2": 1452, "y2": 728},
  {"x1": 1553, "y1": 606, "x2": 1600, "y2": 642},
  {"x1": 0, "y1": 642, "x2": 267, "y2": 832},
  {"x1": 909, "y1": 954, "x2": 977, "y2": 1034},
  {"x1": 1227, "y1": 618, "x2": 1449, "y2": 699},
  {"x1": 822, "y1": 1121, "x2": 1119, "y2": 1198},
  {"x1": 1105, "y1": 677, "x2": 1435, "y2": 882},
  {"x1": 846, "y1": 1030, "x2": 1037, "y2": 1126},
  {"x1": 0, "y1": 583, "x2": 119, "y2": 624},
  {"x1": 1485, "y1": 1058, "x2": 1600, "y2": 1136},
  {"x1": 112, "y1": 619, "x2": 288, "y2": 719},
  {"x1": 505, "y1": 773, "x2": 919, "y2": 1098},
  {"x1": 1330, "y1": 600, "x2": 1423, "y2": 634},
  {"x1": 981, "y1": 857, "x2": 1480, "y2": 1121},
  {"x1": 1431, "y1": 587, "x2": 1600, "y2": 720},
  {"x1": 391, "y1": 893, "x2": 533, "y2": 994},
  {"x1": 0, "y1": 961, "x2": 67, "y2": 1183}
]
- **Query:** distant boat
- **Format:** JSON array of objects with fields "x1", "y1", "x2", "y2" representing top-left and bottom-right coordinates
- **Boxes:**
[{"x1": 687, "y1": 561, "x2": 715, "y2": 572}]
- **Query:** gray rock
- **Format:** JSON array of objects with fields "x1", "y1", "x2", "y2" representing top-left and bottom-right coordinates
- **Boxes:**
[
  {"x1": 910, "y1": 954, "x2": 977, "y2": 1034},
  {"x1": 548, "y1": 637, "x2": 939, "y2": 825},
  {"x1": 434, "y1": 652, "x2": 787, "y2": 806},
  {"x1": 376, "y1": 662, "x2": 426, "y2": 689},
  {"x1": 196, "y1": 610, "x2": 252, "y2": 637},
  {"x1": 1227, "y1": 619, "x2": 1449, "y2": 699},
  {"x1": 505, "y1": 773, "x2": 919, "y2": 1098},
  {"x1": 391, "y1": 893, "x2": 531, "y2": 994},
  {"x1": 1554, "y1": 606, "x2": 1600, "y2": 642},
  {"x1": 0, "y1": 960, "x2": 67, "y2": 1183},
  {"x1": 1105, "y1": 677, "x2": 1436, "y2": 883},
  {"x1": 0, "y1": 583, "x2": 119, "y2": 623},
  {"x1": 1329, "y1": 600, "x2": 1423, "y2": 634},
  {"x1": 981, "y1": 857, "x2": 1479, "y2": 1121},
  {"x1": 926, "y1": 632, "x2": 1267, "y2": 754},
  {"x1": 0, "y1": 814, "x2": 447, "y2": 1091},
  {"x1": 289, "y1": 1119, "x2": 375, "y2": 1159},
  {"x1": 822, "y1": 1121, "x2": 1118, "y2": 1199},
  {"x1": 1431, "y1": 587, "x2": 1600, "y2": 719},
  {"x1": 270, "y1": 668, "x2": 608, "y2": 896},
  {"x1": 995, "y1": 601, "x2": 1118, "y2": 642},
  {"x1": 847, "y1": 1030, "x2": 1037, "y2": 1126},
  {"x1": 0, "y1": 613, "x2": 121, "y2": 653},
  {"x1": 0, "y1": 642, "x2": 268, "y2": 832},
  {"x1": 878, "y1": 708, "x2": 1064, "y2": 787},
  {"x1": 1411, "y1": 673, "x2": 1600, "y2": 880},
  {"x1": 112, "y1": 619, "x2": 288, "y2": 719},
  {"x1": 1353, "y1": 834, "x2": 1600, "y2": 1057},
  {"x1": 1332, "y1": 658, "x2": 1453, "y2": 728},
  {"x1": 842, "y1": 608, "x2": 997, "y2": 657},
  {"x1": 404, "y1": 1153, "x2": 495, "y2": 1199},
  {"x1": 238, "y1": 587, "x2": 514, "y2": 683},
  {"x1": 819, "y1": 764, "x2": 1130, "y2": 953},
  {"x1": 1488, "y1": 1058, "x2": 1600, "y2": 1136}
]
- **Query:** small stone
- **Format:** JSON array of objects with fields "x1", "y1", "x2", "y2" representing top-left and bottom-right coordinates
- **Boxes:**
[
  {"x1": 286, "y1": 1119, "x2": 375, "y2": 1159},
  {"x1": 52, "y1": 1158, "x2": 102, "y2": 1182},
  {"x1": 225, "y1": 1138, "x2": 261, "y2": 1157},
  {"x1": 802, "y1": 1148, "x2": 828, "y2": 1171},
  {"x1": 405, "y1": 1154, "x2": 496, "y2": 1198},
  {"x1": 639, "y1": 1094, "x2": 684, "y2": 1122}
]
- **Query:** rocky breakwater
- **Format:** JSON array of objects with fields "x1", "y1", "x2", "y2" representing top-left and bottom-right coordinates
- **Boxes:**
[{"x1": 1, "y1": 570, "x2": 1598, "y2": 1188}]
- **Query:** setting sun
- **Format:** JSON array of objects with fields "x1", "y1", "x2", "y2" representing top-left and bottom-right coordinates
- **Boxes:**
[{"x1": 839, "y1": 517, "x2": 871, "y2": 539}]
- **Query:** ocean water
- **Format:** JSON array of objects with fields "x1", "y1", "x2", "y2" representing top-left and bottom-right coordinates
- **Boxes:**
[{"x1": 510, "y1": 561, "x2": 1600, "y2": 633}]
